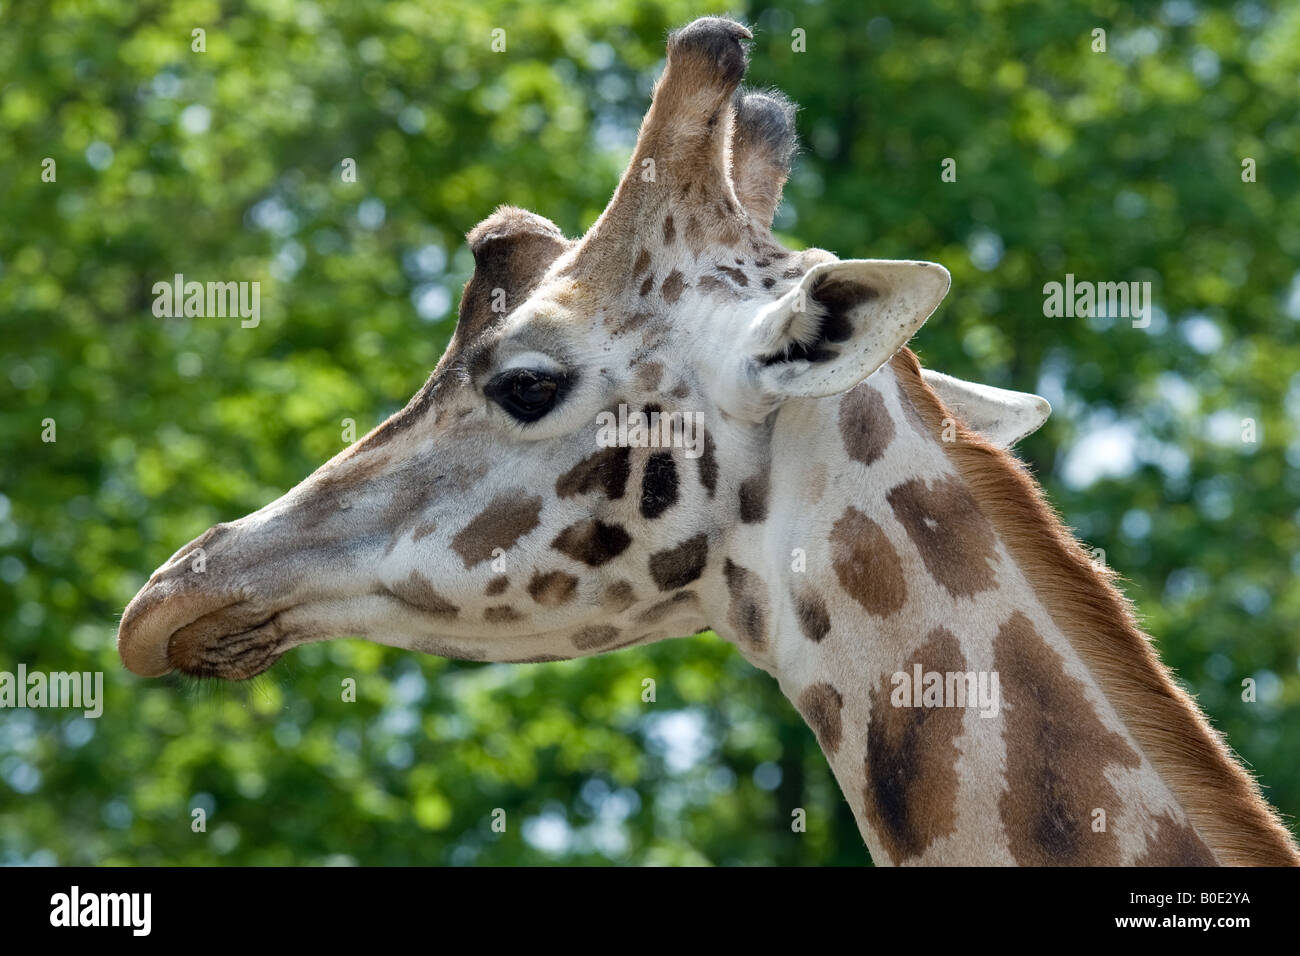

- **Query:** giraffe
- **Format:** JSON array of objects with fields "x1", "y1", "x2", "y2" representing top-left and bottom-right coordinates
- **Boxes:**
[{"x1": 117, "y1": 17, "x2": 1299, "y2": 866}]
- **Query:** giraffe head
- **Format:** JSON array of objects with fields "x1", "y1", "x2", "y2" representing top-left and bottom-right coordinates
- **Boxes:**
[{"x1": 117, "y1": 17, "x2": 1047, "y2": 679}]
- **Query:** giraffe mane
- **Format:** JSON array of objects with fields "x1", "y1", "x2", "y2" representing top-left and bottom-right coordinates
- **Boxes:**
[{"x1": 891, "y1": 346, "x2": 1300, "y2": 867}]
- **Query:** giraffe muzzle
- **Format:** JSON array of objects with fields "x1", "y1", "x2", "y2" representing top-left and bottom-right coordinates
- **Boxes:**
[{"x1": 117, "y1": 520, "x2": 297, "y2": 678}]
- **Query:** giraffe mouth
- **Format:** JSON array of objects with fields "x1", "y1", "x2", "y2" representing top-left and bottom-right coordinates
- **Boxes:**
[
  {"x1": 165, "y1": 605, "x2": 287, "y2": 680},
  {"x1": 118, "y1": 581, "x2": 294, "y2": 680}
]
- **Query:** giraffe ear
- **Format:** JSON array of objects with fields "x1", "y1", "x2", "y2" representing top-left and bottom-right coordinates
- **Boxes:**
[
  {"x1": 721, "y1": 259, "x2": 950, "y2": 418},
  {"x1": 455, "y1": 206, "x2": 570, "y2": 339},
  {"x1": 922, "y1": 370, "x2": 1052, "y2": 447}
]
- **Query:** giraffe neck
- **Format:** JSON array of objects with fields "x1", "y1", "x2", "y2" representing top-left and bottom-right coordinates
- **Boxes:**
[{"x1": 710, "y1": 349, "x2": 1299, "y2": 866}]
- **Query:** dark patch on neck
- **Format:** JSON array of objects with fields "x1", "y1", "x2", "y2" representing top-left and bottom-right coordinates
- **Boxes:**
[
  {"x1": 632, "y1": 248, "x2": 651, "y2": 276},
  {"x1": 994, "y1": 611, "x2": 1141, "y2": 866},
  {"x1": 662, "y1": 270, "x2": 687, "y2": 303},
  {"x1": 1134, "y1": 812, "x2": 1218, "y2": 866},
  {"x1": 606, "y1": 579, "x2": 636, "y2": 611},
  {"x1": 723, "y1": 558, "x2": 767, "y2": 648},
  {"x1": 737, "y1": 466, "x2": 770, "y2": 523},
  {"x1": 557, "y1": 446, "x2": 632, "y2": 501},
  {"x1": 640, "y1": 453, "x2": 679, "y2": 519},
  {"x1": 527, "y1": 570, "x2": 578, "y2": 606},
  {"x1": 715, "y1": 264, "x2": 748, "y2": 286},
  {"x1": 696, "y1": 429, "x2": 718, "y2": 496},
  {"x1": 838, "y1": 383, "x2": 894, "y2": 467},
  {"x1": 794, "y1": 589, "x2": 830, "y2": 642},
  {"x1": 886, "y1": 474, "x2": 999, "y2": 598},
  {"x1": 637, "y1": 362, "x2": 664, "y2": 391},
  {"x1": 829, "y1": 506, "x2": 907, "y2": 616},
  {"x1": 649, "y1": 533, "x2": 709, "y2": 590},
  {"x1": 797, "y1": 682, "x2": 843, "y2": 754},
  {"x1": 572, "y1": 625, "x2": 621, "y2": 651},
  {"x1": 551, "y1": 519, "x2": 632, "y2": 566},
  {"x1": 863, "y1": 626, "x2": 966, "y2": 863}
]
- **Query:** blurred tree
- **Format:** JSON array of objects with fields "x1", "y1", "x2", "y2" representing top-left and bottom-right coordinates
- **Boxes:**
[{"x1": 1, "y1": 0, "x2": 1297, "y2": 865}]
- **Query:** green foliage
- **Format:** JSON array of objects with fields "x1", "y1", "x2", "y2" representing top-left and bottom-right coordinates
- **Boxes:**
[{"x1": 1, "y1": 0, "x2": 1297, "y2": 864}]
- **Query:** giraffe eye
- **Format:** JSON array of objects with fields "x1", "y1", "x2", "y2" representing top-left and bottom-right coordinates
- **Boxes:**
[{"x1": 485, "y1": 368, "x2": 570, "y2": 423}]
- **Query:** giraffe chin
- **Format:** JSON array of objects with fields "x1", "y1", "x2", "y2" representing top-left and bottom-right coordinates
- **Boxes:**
[{"x1": 165, "y1": 608, "x2": 287, "y2": 681}]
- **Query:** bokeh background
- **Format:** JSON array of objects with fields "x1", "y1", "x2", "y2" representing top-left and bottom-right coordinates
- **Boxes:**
[{"x1": 2, "y1": 0, "x2": 1299, "y2": 865}]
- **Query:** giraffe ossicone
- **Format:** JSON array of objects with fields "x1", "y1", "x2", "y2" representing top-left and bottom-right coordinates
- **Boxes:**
[{"x1": 117, "y1": 16, "x2": 1299, "y2": 867}]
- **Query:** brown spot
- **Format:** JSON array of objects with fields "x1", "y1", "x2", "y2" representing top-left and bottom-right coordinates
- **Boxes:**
[
  {"x1": 640, "y1": 453, "x2": 679, "y2": 519},
  {"x1": 723, "y1": 559, "x2": 767, "y2": 648},
  {"x1": 887, "y1": 475, "x2": 999, "y2": 598},
  {"x1": 552, "y1": 519, "x2": 632, "y2": 566},
  {"x1": 696, "y1": 275, "x2": 738, "y2": 298},
  {"x1": 649, "y1": 533, "x2": 708, "y2": 590},
  {"x1": 715, "y1": 264, "x2": 748, "y2": 286},
  {"x1": 737, "y1": 467, "x2": 769, "y2": 523},
  {"x1": 606, "y1": 580, "x2": 636, "y2": 612},
  {"x1": 661, "y1": 270, "x2": 687, "y2": 303},
  {"x1": 527, "y1": 570, "x2": 578, "y2": 606},
  {"x1": 794, "y1": 590, "x2": 831, "y2": 642},
  {"x1": 696, "y1": 429, "x2": 717, "y2": 496},
  {"x1": 1134, "y1": 813, "x2": 1218, "y2": 866},
  {"x1": 839, "y1": 383, "x2": 894, "y2": 467},
  {"x1": 485, "y1": 576, "x2": 509, "y2": 596},
  {"x1": 798, "y1": 683, "x2": 843, "y2": 754},
  {"x1": 632, "y1": 248, "x2": 651, "y2": 276},
  {"x1": 994, "y1": 611, "x2": 1141, "y2": 866},
  {"x1": 608, "y1": 310, "x2": 655, "y2": 336},
  {"x1": 829, "y1": 507, "x2": 907, "y2": 616},
  {"x1": 411, "y1": 520, "x2": 438, "y2": 542},
  {"x1": 452, "y1": 492, "x2": 543, "y2": 568},
  {"x1": 556, "y1": 446, "x2": 631, "y2": 501},
  {"x1": 484, "y1": 605, "x2": 522, "y2": 624},
  {"x1": 572, "y1": 625, "x2": 621, "y2": 651},
  {"x1": 863, "y1": 626, "x2": 966, "y2": 863},
  {"x1": 637, "y1": 362, "x2": 664, "y2": 391},
  {"x1": 662, "y1": 215, "x2": 676, "y2": 245},
  {"x1": 636, "y1": 590, "x2": 696, "y2": 625},
  {"x1": 383, "y1": 571, "x2": 459, "y2": 618},
  {"x1": 670, "y1": 381, "x2": 690, "y2": 399}
]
